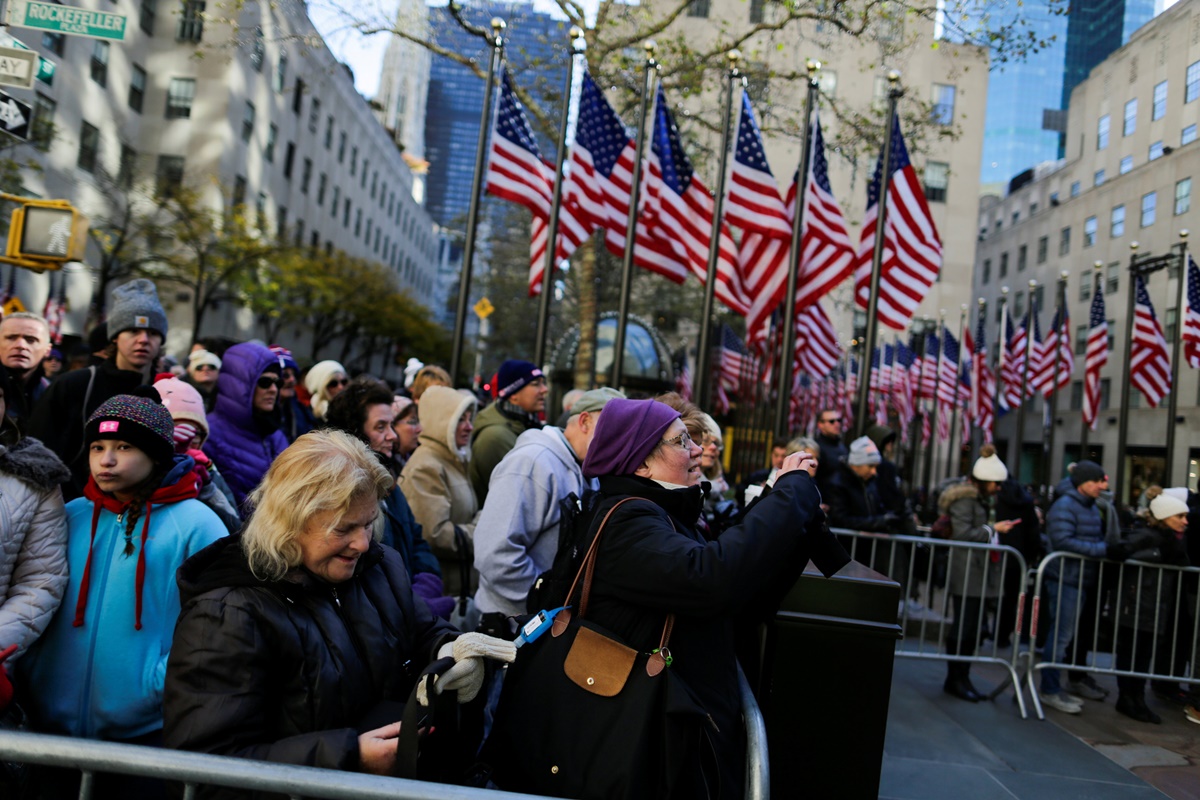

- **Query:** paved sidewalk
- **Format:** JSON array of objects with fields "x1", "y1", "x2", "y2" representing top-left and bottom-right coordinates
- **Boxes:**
[{"x1": 880, "y1": 658, "x2": 1199, "y2": 799}]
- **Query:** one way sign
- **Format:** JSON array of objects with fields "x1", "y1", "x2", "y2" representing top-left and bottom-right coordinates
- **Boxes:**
[{"x1": 0, "y1": 90, "x2": 30, "y2": 140}]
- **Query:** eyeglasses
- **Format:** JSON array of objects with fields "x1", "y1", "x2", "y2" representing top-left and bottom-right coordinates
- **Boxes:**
[
  {"x1": 256, "y1": 376, "x2": 281, "y2": 389},
  {"x1": 661, "y1": 431, "x2": 695, "y2": 451},
  {"x1": 193, "y1": 364, "x2": 217, "y2": 372},
  {"x1": 327, "y1": 377, "x2": 350, "y2": 390},
  {"x1": 820, "y1": 417, "x2": 843, "y2": 424}
]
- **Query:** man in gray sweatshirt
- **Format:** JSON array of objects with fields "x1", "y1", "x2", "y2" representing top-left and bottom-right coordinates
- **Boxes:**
[{"x1": 474, "y1": 388, "x2": 622, "y2": 633}]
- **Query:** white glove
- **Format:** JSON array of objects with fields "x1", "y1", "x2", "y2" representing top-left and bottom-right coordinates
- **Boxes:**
[{"x1": 417, "y1": 632, "x2": 518, "y2": 706}]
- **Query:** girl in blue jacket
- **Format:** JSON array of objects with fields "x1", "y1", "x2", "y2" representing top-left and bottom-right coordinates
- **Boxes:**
[{"x1": 20, "y1": 388, "x2": 226, "y2": 794}]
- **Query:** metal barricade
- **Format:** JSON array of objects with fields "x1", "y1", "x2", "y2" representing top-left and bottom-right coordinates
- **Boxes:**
[
  {"x1": 832, "y1": 528, "x2": 1032, "y2": 717},
  {"x1": 0, "y1": 669, "x2": 770, "y2": 799},
  {"x1": 1027, "y1": 551, "x2": 1200, "y2": 720}
]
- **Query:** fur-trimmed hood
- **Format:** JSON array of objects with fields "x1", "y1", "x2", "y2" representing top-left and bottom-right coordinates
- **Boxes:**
[
  {"x1": 0, "y1": 437, "x2": 71, "y2": 492},
  {"x1": 938, "y1": 479, "x2": 979, "y2": 512}
]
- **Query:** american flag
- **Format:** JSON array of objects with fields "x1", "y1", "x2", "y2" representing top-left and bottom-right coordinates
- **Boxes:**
[
  {"x1": 893, "y1": 338, "x2": 915, "y2": 428},
  {"x1": 919, "y1": 331, "x2": 939, "y2": 400},
  {"x1": 730, "y1": 94, "x2": 791, "y2": 342},
  {"x1": 938, "y1": 327, "x2": 960, "y2": 405},
  {"x1": 969, "y1": 310, "x2": 995, "y2": 442},
  {"x1": 853, "y1": 115, "x2": 943, "y2": 331},
  {"x1": 1031, "y1": 303, "x2": 1075, "y2": 397},
  {"x1": 1129, "y1": 274, "x2": 1172, "y2": 407},
  {"x1": 1001, "y1": 311, "x2": 1026, "y2": 411},
  {"x1": 42, "y1": 273, "x2": 66, "y2": 344},
  {"x1": 673, "y1": 346, "x2": 693, "y2": 401},
  {"x1": 647, "y1": 86, "x2": 747, "y2": 315},
  {"x1": 1183, "y1": 255, "x2": 1200, "y2": 368},
  {"x1": 795, "y1": 110, "x2": 855, "y2": 313},
  {"x1": 715, "y1": 324, "x2": 749, "y2": 413},
  {"x1": 1026, "y1": 300, "x2": 1044, "y2": 400},
  {"x1": 795, "y1": 301, "x2": 841, "y2": 378},
  {"x1": 1083, "y1": 279, "x2": 1108, "y2": 430}
]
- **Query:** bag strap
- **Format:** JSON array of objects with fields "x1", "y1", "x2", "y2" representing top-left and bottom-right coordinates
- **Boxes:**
[{"x1": 394, "y1": 655, "x2": 457, "y2": 780}]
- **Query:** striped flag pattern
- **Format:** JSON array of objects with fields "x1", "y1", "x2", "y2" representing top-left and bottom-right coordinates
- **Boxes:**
[
  {"x1": 1129, "y1": 275, "x2": 1172, "y2": 407},
  {"x1": 1183, "y1": 255, "x2": 1200, "y2": 368},
  {"x1": 969, "y1": 311, "x2": 995, "y2": 442},
  {"x1": 1083, "y1": 279, "x2": 1108, "y2": 430},
  {"x1": 1001, "y1": 311, "x2": 1026, "y2": 411},
  {"x1": 1031, "y1": 304, "x2": 1075, "y2": 397},
  {"x1": 795, "y1": 302, "x2": 841, "y2": 378}
]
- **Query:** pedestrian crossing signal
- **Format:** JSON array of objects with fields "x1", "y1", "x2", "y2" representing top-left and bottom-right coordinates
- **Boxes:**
[{"x1": 5, "y1": 197, "x2": 88, "y2": 269}]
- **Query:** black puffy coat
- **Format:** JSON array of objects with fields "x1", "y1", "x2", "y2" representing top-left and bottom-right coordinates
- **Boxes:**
[
  {"x1": 163, "y1": 534, "x2": 456, "y2": 798},
  {"x1": 569, "y1": 471, "x2": 849, "y2": 799},
  {"x1": 824, "y1": 462, "x2": 893, "y2": 532},
  {"x1": 1117, "y1": 521, "x2": 1189, "y2": 634}
]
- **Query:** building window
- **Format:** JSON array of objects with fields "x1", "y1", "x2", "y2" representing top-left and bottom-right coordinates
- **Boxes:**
[
  {"x1": 308, "y1": 97, "x2": 320, "y2": 133},
  {"x1": 273, "y1": 51, "x2": 287, "y2": 93},
  {"x1": 1037, "y1": 235, "x2": 1048, "y2": 264},
  {"x1": 749, "y1": 0, "x2": 765, "y2": 23},
  {"x1": 923, "y1": 161, "x2": 948, "y2": 202},
  {"x1": 1074, "y1": 325, "x2": 1088, "y2": 356},
  {"x1": 1111, "y1": 204, "x2": 1125, "y2": 237},
  {"x1": 128, "y1": 64, "x2": 145, "y2": 112},
  {"x1": 1123, "y1": 98, "x2": 1137, "y2": 136},
  {"x1": 999, "y1": 252, "x2": 1009, "y2": 277},
  {"x1": 350, "y1": 146, "x2": 357, "y2": 176},
  {"x1": 265, "y1": 124, "x2": 276, "y2": 162},
  {"x1": 248, "y1": 26, "x2": 264, "y2": 71},
  {"x1": 686, "y1": 0, "x2": 709, "y2": 17},
  {"x1": 283, "y1": 142, "x2": 295, "y2": 179},
  {"x1": 1166, "y1": 307, "x2": 1178, "y2": 342},
  {"x1": 1141, "y1": 191, "x2": 1156, "y2": 227},
  {"x1": 41, "y1": 30, "x2": 63, "y2": 56},
  {"x1": 331, "y1": 186, "x2": 339, "y2": 218},
  {"x1": 1189, "y1": 60, "x2": 1200, "y2": 103},
  {"x1": 365, "y1": 218, "x2": 372, "y2": 244},
  {"x1": 259, "y1": 195, "x2": 270, "y2": 230},
  {"x1": 317, "y1": 173, "x2": 327, "y2": 205},
  {"x1": 177, "y1": 0, "x2": 204, "y2": 42},
  {"x1": 294, "y1": 220, "x2": 304, "y2": 247},
  {"x1": 343, "y1": 198, "x2": 350, "y2": 227},
  {"x1": 118, "y1": 145, "x2": 136, "y2": 188},
  {"x1": 292, "y1": 78, "x2": 304, "y2": 115},
  {"x1": 324, "y1": 115, "x2": 334, "y2": 149},
  {"x1": 310, "y1": 230, "x2": 319, "y2": 250},
  {"x1": 1070, "y1": 181, "x2": 1081, "y2": 197},
  {"x1": 1033, "y1": 284, "x2": 1044, "y2": 311},
  {"x1": 1150, "y1": 141, "x2": 1163, "y2": 160},
  {"x1": 90, "y1": 41, "x2": 109, "y2": 87},
  {"x1": 370, "y1": 172, "x2": 377, "y2": 200},
  {"x1": 139, "y1": 0, "x2": 156, "y2": 35},
  {"x1": 1176, "y1": 177, "x2": 1191, "y2": 215},
  {"x1": 354, "y1": 208, "x2": 362, "y2": 237},
  {"x1": 1185, "y1": 125, "x2": 1198, "y2": 146},
  {"x1": 1014, "y1": 291, "x2": 1025, "y2": 317},
  {"x1": 232, "y1": 175, "x2": 246, "y2": 207},
  {"x1": 31, "y1": 93, "x2": 55, "y2": 150},
  {"x1": 1107, "y1": 262, "x2": 1119, "y2": 294},
  {"x1": 1084, "y1": 216, "x2": 1097, "y2": 247},
  {"x1": 300, "y1": 158, "x2": 312, "y2": 193},
  {"x1": 338, "y1": 131, "x2": 346, "y2": 162},
  {"x1": 982, "y1": 259, "x2": 990, "y2": 284},
  {"x1": 240, "y1": 102, "x2": 255, "y2": 143},
  {"x1": 1012, "y1": 210, "x2": 1019, "y2": 224},
  {"x1": 1094, "y1": 169, "x2": 1105, "y2": 187},
  {"x1": 166, "y1": 77, "x2": 195, "y2": 119},
  {"x1": 156, "y1": 154, "x2": 185, "y2": 195},
  {"x1": 1059, "y1": 226, "x2": 1070, "y2": 256},
  {"x1": 1120, "y1": 156, "x2": 1133, "y2": 174},
  {"x1": 1097, "y1": 115, "x2": 1110, "y2": 149},
  {"x1": 1154, "y1": 80, "x2": 1167, "y2": 120},
  {"x1": 931, "y1": 84, "x2": 956, "y2": 125},
  {"x1": 77, "y1": 121, "x2": 99, "y2": 173},
  {"x1": 1017, "y1": 244, "x2": 1027, "y2": 271},
  {"x1": 1079, "y1": 271, "x2": 1091, "y2": 301}
]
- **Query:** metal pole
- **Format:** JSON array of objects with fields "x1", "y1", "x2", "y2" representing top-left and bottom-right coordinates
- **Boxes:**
[
  {"x1": 904, "y1": 325, "x2": 926, "y2": 486},
  {"x1": 1115, "y1": 242, "x2": 1141, "y2": 507},
  {"x1": 533, "y1": 26, "x2": 586, "y2": 369},
  {"x1": 922, "y1": 311, "x2": 945, "y2": 493},
  {"x1": 1013, "y1": 280, "x2": 1038, "y2": 482},
  {"x1": 1079, "y1": 263, "x2": 1101, "y2": 459},
  {"x1": 1044, "y1": 271, "x2": 1068, "y2": 489},
  {"x1": 1165, "y1": 229, "x2": 1190, "y2": 485},
  {"x1": 449, "y1": 19, "x2": 506, "y2": 386},
  {"x1": 694, "y1": 50, "x2": 742, "y2": 407},
  {"x1": 773, "y1": 60, "x2": 821, "y2": 438},
  {"x1": 972, "y1": 297, "x2": 987, "y2": 454},
  {"x1": 611, "y1": 42, "x2": 657, "y2": 391},
  {"x1": 945, "y1": 304, "x2": 967, "y2": 480}
]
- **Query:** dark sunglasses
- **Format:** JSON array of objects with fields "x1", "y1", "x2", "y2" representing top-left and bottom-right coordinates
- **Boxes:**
[
  {"x1": 327, "y1": 377, "x2": 350, "y2": 390},
  {"x1": 257, "y1": 376, "x2": 281, "y2": 389}
]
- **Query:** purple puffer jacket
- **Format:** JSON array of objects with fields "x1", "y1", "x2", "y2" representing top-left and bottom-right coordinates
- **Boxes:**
[{"x1": 202, "y1": 343, "x2": 289, "y2": 511}]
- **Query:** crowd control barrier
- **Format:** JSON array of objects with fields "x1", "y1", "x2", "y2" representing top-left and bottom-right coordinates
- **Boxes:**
[
  {"x1": 0, "y1": 670, "x2": 770, "y2": 800},
  {"x1": 1027, "y1": 551, "x2": 1200, "y2": 720},
  {"x1": 832, "y1": 528, "x2": 1033, "y2": 717}
]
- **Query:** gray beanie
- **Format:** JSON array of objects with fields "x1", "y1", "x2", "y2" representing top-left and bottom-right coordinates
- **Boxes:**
[
  {"x1": 107, "y1": 279, "x2": 167, "y2": 340},
  {"x1": 847, "y1": 436, "x2": 881, "y2": 466}
]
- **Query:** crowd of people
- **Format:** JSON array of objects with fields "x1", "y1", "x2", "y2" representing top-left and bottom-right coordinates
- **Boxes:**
[{"x1": 0, "y1": 278, "x2": 854, "y2": 799}]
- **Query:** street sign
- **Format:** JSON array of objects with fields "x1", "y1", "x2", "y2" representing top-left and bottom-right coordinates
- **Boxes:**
[
  {"x1": 0, "y1": 91, "x2": 30, "y2": 140},
  {"x1": 473, "y1": 297, "x2": 494, "y2": 319},
  {"x1": 6, "y1": 0, "x2": 128, "y2": 41},
  {"x1": 0, "y1": 33, "x2": 55, "y2": 86},
  {"x1": 0, "y1": 47, "x2": 36, "y2": 89}
]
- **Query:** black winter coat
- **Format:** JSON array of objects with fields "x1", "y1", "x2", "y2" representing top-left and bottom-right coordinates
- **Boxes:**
[
  {"x1": 1117, "y1": 521, "x2": 1189, "y2": 634},
  {"x1": 825, "y1": 462, "x2": 893, "y2": 533},
  {"x1": 163, "y1": 534, "x2": 456, "y2": 799},
  {"x1": 573, "y1": 471, "x2": 848, "y2": 799}
]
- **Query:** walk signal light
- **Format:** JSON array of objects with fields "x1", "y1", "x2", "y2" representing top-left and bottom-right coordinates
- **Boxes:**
[{"x1": 6, "y1": 198, "x2": 88, "y2": 268}]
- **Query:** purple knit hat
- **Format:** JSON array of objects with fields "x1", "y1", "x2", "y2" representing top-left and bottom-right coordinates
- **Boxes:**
[{"x1": 582, "y1": 398, "x2": 680, "y2": 478}]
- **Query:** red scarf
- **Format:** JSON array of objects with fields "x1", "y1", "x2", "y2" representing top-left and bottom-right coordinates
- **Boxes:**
[{"x1": 74, "y1": 470, "x2": 200, "y2": 630}]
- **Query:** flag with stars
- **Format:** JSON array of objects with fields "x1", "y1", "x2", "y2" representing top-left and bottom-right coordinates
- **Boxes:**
[
  {"x1": 1183, "y1": 255, "x2": 1200, "y2": 368},
  {"x1": 853, "y1": 115, "x2": 942, "y2": 330},
  {"x1": 1083, "y1": 280, "x2": 1108, "y2": 430},
  {"x1": 1129, "y1": 274, "x2": 1172, "y2": 407},
  {"x1": 970, "y1": 309, "x2": 995, "y2": 442}
]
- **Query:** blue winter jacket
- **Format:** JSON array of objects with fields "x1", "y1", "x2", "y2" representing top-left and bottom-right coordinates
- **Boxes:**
[
  {"x1": 203, "y1": 343, "x2": 290, "y2": 510},
  {"x1": 19, "y1": 457, "x2": 227, "y2": 740},
  {"x1": 1044, "y1": 485, "x2": 1108, "y2": 586}
]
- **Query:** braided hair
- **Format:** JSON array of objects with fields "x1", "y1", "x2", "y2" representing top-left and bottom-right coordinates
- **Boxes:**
[{"x1": 118, "y1": 465, "x2": 168, "y2": 557}]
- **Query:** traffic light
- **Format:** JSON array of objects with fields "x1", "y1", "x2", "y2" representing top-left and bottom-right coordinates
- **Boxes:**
[{"x1": 5, "y1": 198, "x2": 88, "y2": 269}]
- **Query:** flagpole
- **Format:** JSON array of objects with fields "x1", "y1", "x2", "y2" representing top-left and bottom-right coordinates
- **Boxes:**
[
  {"x1": 945, "y1": 304, "x2": 967, "y2": 480},
  {"x1": 1164, "y1": 229, "x2": 1189, "y2": 485},
  {"x1": 922, "y1": 310, "x2": 945, "y2": 493},
  {"x1": 449, "y1": 18, "x2": 506, "y2": 386},
  {"x1": 611, "y1": 41, "x2": 657, "y2": 391},
  {"x1": 1114, "y1": 242, "x2": 1144, "y2": 506},
  {"x1": 694, "y1": 49, "x2": 742, "y2": 407},
  {"x1": 533, "y1": 26, "x2": 586, "y2": 369},
  {"x1": 996, "y1": 286, "x2": 1009, "y2": 429},
  {"x1": 1079, "y1": 264, "x2": 1101, "y2": 458},
  {"x1": 1012, "y1": 280, "x2": 1039, "y2": 482},
  {"x1": 973, "y1": 297, "x2": 987, "y2": 455},
  {"x1": 907, "y1": 321, "x2": 929, "y2": 487},
  {"x1": 855, "y1": 71, "x2": 903, "y2": 439},
  {"x1": 773, "y1": 59, "x2": 821, "y2": 439},
  {"x1": 1042, "y1": 271, "x2": 1068, "y2": 488}
]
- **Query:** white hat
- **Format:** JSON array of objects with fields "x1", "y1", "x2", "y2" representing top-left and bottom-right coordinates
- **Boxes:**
[
  {"x1": 1150, "y1": 493, "x2": 1189, "y2": 521},
  {"x1": 971, "y1": 454, "x2": 1008, "y2": 482},
  {"x1": 847, "y1": 436, "x2": 881, "y2": 466},
  {"x1": 1162, "y1": 486, "x2": 1189, "y2": 502},
  {"x1": 188, "y1": 349, "x2": 222, "y2": 371}
]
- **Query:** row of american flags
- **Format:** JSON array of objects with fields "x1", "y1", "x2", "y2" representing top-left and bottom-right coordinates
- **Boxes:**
[{"x1": 483, "y1": 65, "x2": 943, "y2": 407}]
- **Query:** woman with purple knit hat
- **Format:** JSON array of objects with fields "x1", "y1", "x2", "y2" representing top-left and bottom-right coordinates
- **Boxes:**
[{"x1": 497, "y1": 398, "x2": 850, "y2": 799}]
